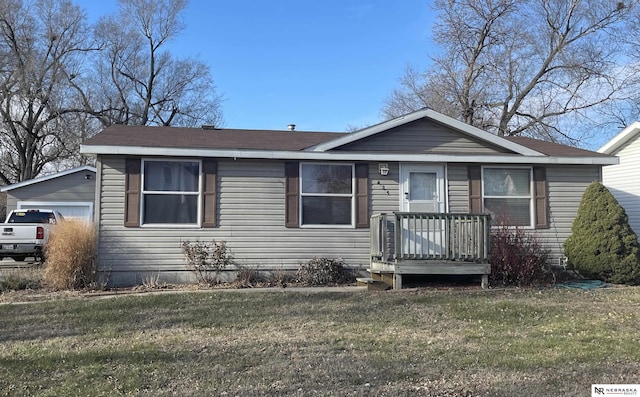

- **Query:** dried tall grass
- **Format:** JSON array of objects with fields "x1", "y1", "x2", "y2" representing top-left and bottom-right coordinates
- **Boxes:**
[{"x1": 43, "y1": 219, "x2": 95, "y2": 290}]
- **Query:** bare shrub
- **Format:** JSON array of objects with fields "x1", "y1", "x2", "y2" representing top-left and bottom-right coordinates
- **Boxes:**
[
  {"x1": 44, "y1": 220, "x2": 96, "y2": 290},
  {"x1": 296, "y1": 257, "x2": 354, "y2": 286},
  {"x1": 231, "y1": 265, "x2": 262, "y2": 288},
  {"x1": 181, "y1": 240, "x2": 234, "y2": 285},
  {"x1": 269, "y1": 268, "x2": 296, "y2": 287},
  {"x1": 490, "y1": 224, "x2": 552, "y2": 287}
]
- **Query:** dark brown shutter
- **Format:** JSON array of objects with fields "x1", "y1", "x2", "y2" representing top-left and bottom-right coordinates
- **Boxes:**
[
  {"x1": 124, "y1": 158, "x2": 141, "y2": 227},
  {"x1": 285, "y1": 162, "x2": 299, "y2": 228},
  {"x1": 202, "y1": 159, "x2": 217, "y2": 228},
  {"x1": 355, "y1": 163, "x2": 369, "y2": 228},
  {"x1": 533, "y1": 167, "x2": 548, "y2": 229},
  {"x1": 468, "y1": 165, "x2": 482, "y2": 213}
]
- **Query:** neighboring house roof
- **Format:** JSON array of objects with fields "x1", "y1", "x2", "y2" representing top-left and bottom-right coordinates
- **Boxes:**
[
  {"x1": 0, "y1": 166, "x2": 96, "y2": 192},
  {"x1": 81, "y1": 109, "x2": 617, "y2": 165},
  {"x1": 597, "y1": 121, "x2": 640, "y2": 154}
]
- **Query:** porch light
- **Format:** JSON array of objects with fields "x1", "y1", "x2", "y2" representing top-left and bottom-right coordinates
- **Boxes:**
[{"x1": 378, "y1": 163, "x2": 389, "y2": 176}]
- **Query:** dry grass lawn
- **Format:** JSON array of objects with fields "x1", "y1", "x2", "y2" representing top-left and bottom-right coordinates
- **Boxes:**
[{"x1": 1, "y1": 286, "x2": 639, "y2": 396}]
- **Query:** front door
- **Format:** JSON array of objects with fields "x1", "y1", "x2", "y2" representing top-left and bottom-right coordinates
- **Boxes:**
[
  {"x1": 400, "y1": 165, "x2": 445, "y2": 213},
  {"x1": 399, "y1": 165, "x2": 446, "y2": 256}
]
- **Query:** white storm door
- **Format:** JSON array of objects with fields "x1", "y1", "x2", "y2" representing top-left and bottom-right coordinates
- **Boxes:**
[{"x1": 400, "y1": 165, "x2": 446, "y2": 257}]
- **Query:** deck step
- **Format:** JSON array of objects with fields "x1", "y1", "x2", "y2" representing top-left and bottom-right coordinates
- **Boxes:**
[{"x1": 356, "y1": 277, "x2": 390, "y2": 291}]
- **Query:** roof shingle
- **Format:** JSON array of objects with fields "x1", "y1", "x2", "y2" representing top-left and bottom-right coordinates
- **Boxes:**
[{"x1": 83, "y1": 125, "x2": 341, "y2": 151}]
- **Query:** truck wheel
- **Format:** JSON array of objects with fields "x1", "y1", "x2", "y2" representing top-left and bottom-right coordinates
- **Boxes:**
[{"x1": 11, "y1": 255, "x2": 27, "y2": 262}]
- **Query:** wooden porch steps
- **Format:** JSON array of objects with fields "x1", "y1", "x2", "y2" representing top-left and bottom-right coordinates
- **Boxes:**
[{"x1": 356, "y1": 277, "x2": 390, "y2": 291}]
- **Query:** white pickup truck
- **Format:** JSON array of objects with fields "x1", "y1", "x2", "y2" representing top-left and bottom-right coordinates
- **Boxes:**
[{"x1": 0, "y1": 209, "x2": 64, "y2": 262}]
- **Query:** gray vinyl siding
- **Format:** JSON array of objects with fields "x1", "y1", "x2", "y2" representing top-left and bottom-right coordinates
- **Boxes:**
[
  {"x1": 535, "y1": 165, "x2": 600, "y2": 264},
  {"x1": 446, "y1": 164, "x2": 470, "y2": 212},
  {"x1": 335, "y1": 119, "x2": 513, "y2": 154},
  {"x1": 602, "y1": 136, "x2": 640, "y2": 237},
  {"x1": 96, "y1": 154, "x2": 599, "y2": 285},
  {"x1": 96, "y1": 156, "x2": 371, "y2": 285},
  {"x1": 370, "y1": 162, "x2": 399, "y2": 214},
  {"x1": 5, "y1": 171, "x2": 95, "y2": 213}
]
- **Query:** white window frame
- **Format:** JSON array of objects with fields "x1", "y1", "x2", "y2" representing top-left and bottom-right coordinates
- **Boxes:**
[
  {"x1": 140, "y1": 158, "x2": 202, "y2": 228},
  {"x1": 299, "y1": 162, "x2": 356, "y2": 228},
  {"x1": 482, "y1": 166, "x2": 534, "y2": 228}
]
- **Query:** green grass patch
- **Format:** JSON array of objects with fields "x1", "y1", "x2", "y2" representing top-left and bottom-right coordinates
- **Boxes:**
[{"x1": 1, "y1": 288, "x2": 639, "y2": 396}]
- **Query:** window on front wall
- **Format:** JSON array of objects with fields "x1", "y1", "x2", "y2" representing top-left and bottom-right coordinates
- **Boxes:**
[
  {"x1": 141, "y1": 160, "x2": 201, "y2": 225},
  {"x1": 300, "y1": 163, "x2": 354, "y2": 226},
  {"x1": 483, "y1": 167, "x2": 532, "y2": 227}
]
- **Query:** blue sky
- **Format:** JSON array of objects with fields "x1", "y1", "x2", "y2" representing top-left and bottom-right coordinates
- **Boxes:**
[{"x1": 81, "y1": 0, "x2": 435, "y2": 132}]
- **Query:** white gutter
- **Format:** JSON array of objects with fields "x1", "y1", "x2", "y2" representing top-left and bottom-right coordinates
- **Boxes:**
[{"x1": 80, "y1": 144, "x2": 618, "y2": 165}]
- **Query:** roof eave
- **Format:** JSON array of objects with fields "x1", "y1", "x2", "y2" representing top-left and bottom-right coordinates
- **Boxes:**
[
  {"x1": 80, "y1": 144, "x2": 616, "y2": 165},
  {"x1": 0, "y1": 165, "x2": 96, "y2": 192}
]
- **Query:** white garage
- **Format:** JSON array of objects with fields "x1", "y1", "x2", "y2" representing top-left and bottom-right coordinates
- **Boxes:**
[
  {"x1": 17, "y1": 201, "x2": 94, "y2": 221},
  {"x1": 1, "y1": 166, "x2": 96, "y2": 222}
]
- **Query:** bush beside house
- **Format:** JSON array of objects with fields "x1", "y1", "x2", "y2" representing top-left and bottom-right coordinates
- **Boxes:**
[{"x1": 564, "y1": 181, "x2": 640, "y2": 285}]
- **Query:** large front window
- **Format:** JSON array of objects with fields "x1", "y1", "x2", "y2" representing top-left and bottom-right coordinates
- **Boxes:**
[
  {"x1": 300, "y1": 163, "x2": 354, "y2": 226},
  {"x1": 142, "y1": 160, "x2": 200, "y2": 225},
  {"x1": 483, "y1": 167, "x2": 532, "y2": 227}
]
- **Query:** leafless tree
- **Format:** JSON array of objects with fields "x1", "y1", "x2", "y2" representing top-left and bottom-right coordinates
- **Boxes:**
[
  {"x1": 86, "y1": 0, "x2": 224, "y2": 128},
  {"x1": 0, "y1": 0, "x2": 96, "y2": 184},
  {"x1": 383, "y1": 0, "x2": 634, "y2": 143}
]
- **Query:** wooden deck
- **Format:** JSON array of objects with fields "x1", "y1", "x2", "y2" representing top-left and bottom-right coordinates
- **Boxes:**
[{"x1": 370, "y1": 212, "x2": 492, "y2": 289}]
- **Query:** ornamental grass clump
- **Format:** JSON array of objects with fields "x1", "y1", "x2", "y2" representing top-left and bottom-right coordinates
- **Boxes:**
[
  {"x1": 564, "y1": 181, "x2": 640, "y2": 285},
  {"x1": 44, "y1": 219, "x2": 96, "y2": 290}
]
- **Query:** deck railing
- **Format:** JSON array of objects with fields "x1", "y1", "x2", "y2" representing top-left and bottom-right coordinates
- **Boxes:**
[{"x1": 371, "y1": 212, "x2": 491, "y2": 262}]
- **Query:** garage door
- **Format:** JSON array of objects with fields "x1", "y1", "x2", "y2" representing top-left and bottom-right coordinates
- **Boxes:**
[{"x1": 18, "y1": 201, "x2": 94, "y2": 221}]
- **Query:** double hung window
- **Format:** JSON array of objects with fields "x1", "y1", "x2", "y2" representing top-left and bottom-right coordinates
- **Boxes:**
[
  {"x1": 483, "y1": 167, "x2": 533, "y2": 227},
  {"x1": 300, "y1": 163, "x2": 354, "y2": 227},
  {"x1": 141, "y1": 160, "x2": 201, "y2": 225}
]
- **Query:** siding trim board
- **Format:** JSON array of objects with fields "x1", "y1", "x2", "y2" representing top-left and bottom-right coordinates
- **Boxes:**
[
  {"x1": 124, "y1": 158, "x2": 141, "y2": 227},
  {"x1": 284, "y1": 161, "x2": 299, "y2": 228},
  {"x1": 202, "y1": 159, "x2": 217, "y2": 228}
]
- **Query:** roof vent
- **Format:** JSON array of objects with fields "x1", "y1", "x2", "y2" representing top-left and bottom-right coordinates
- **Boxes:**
[
  {"x1": 287, "y1": 124, "x2": 296, "y2": 131},
  {"x1": 201, "y1": 124, "x2": 216, "y2": 130}
]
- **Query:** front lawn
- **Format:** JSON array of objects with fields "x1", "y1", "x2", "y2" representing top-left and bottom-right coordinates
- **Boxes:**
[{"x1": 0, "y1": 287, "x2": 638, "y2": 396}]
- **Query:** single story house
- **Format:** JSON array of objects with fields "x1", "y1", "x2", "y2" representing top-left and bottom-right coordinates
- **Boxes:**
[
  {"x1": 598, "y1": 122, "x2": 640, "y2": 237},
  {"x1": 80, "y1": 109, "x2": 617, "y2": 287},
  {"x1": 1, "y1": 166, "x2": 96, "y2": 221}
]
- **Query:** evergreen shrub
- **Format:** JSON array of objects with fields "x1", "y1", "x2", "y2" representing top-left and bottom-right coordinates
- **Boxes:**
[{"x1": 564, "y1": 181, "x2": 640, "y2": 284}]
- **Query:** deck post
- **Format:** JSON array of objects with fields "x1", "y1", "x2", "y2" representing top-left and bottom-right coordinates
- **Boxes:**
[
  {"x1": 394, "y1": 273, "x2": 402, "y2": 290},
  {"x1": 481, "y1": 275, "x2": 488, "y2": 289}
]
